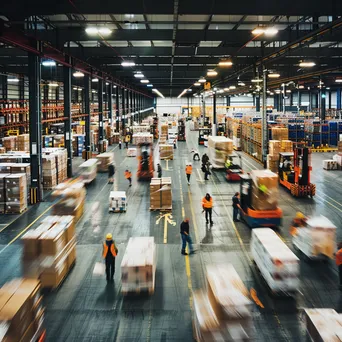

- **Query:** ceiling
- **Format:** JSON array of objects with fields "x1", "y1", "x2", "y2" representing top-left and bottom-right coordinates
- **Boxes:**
[{"x1": 1, "y1": 1, "x2": 342, "y2": 97}]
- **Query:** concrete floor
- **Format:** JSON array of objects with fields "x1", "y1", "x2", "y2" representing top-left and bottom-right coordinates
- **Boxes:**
[{"x1": 0, "y1": 126, "x2": 342, "y2": 341}]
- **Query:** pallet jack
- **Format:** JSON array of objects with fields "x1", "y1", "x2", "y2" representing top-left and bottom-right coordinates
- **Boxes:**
[
  {"x1": 278, "y1": 147, "x2": 315, "y2": 197},
  {"x1": 137, "y1": 143, "x2": 154, "y2": 180},
  {"x1": 239, "y1": 174, "x2": 282, "y2": 228},
  {"x1": 225, "y1": 153, "x2": 244, "y2": 182}
]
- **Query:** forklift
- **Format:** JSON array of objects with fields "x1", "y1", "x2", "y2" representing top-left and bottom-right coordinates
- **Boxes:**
[
  {"x1": 278, "y1": 147, "x2": 315, "y2": 197},
  {"x1": 178, "y1": 119, "x2": 186, "y2": 141},
  {"x1": 239, "y1": 174, "x2": 283, "y2": 228},
  {"x1": 225, "y1": 153, "x2": 244, "y2": 182},
  {"x1": 198, "y1": 128, "x2": 210, "y2": 145},
  {"x1": 137, "y1": 143, "x2": 154, "y2": 180}
]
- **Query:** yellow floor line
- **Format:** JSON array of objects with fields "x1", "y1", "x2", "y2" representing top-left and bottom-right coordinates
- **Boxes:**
[
  {"x1": 163, "y1": 217, "x2": 168, "y2": 244},
  {"x1": 315, "y1": 193, "x2": 342, "y2": 213},
  {"x1": 315, "y1": 190, "x2": 342, "y2": 208}
]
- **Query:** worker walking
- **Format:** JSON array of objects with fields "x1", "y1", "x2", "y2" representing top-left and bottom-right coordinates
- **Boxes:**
[
  {"x1": 180, "y1": 218, "x2": 195, "y2": 255},
  {"x1": 336, "y1": 242, "x2": 342, "y2": 290},
  {"x1": 103, "y1": 233, "x2": 118, "y2": 282},
  {"x1": 108, "y1": 163, "x2": 115, "y2": 184},
  {"x1": 125, "y1": 169, "x2": 132, "y2": 187},
  {"x1": 232, "y1": 192, "x2": 241, "y2": 222},
  {"x1": 125, "y1": 135, "x2": 130, "y2": 148},
  {"x1": 157, "y1": 163, "x2": 162, "y2": 178},
  {"x1": 185, "y1": 162, "x2": 192, "y2": 185},
  {"x1": 202, "y1": 153, "x2": 209, "y2": 165},
  {"x1": 202, "y1": 193, "x2": 213, "y2": 225},
  {"x1": 119, "y1": 139, "x2": 122, "y2": 149},
  {"x1": 191, "y1": 149, "x2": 200, "y2": 161}
]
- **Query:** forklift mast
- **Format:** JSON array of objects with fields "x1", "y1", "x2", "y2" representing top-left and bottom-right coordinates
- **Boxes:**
[
  {"x1": 240, "y1": 175, "x2": 252, "y2": 212},
  {"x1": 294, "y1": 147, "x2": 311, "y2": 186}
]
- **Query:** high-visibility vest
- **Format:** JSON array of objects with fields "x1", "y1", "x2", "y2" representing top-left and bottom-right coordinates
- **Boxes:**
[
  {"x1": 103, "y1": 242, "x2": 117, "y2": 258},
  {"x1": 125, "y1": 135, "x2": 130, "y2": 142},
  {"x1": 185, "y1": 165, "x2": 192, "y2": 174},
  {"x1": 336, "y1": 249, "x2": 342, "y2": 266},
  {"x1": 202, "y1": 197, "x2": 213, "y2": 209},
  {"x1": 125, "y1": 171, "x2": 132, "y2": 179}
]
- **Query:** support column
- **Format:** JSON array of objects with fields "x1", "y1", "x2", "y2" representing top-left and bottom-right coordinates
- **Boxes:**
[
  {"x1": 337, "y1": 88, "x2": 341, "y2": 110},
  {"x1": 298, "y1": 91, "x2": 302, "y2": 109},
  {"x1": 108, "y1": 83, "x2": 113, "y2": 127},
  {"x1": 28, "y1": 49, "x2": 43, "y2": 202},
  {"x1": 63, "y1": 56, "x2": 72, "y2": 178},
  {"x1": 98, "y1": 78, "x2": 104, "y2": 143},
  {"x1": 321, "y1": 90, "x2": 326, "y2": 121},
  {"x1": 84, "y1": 75, "x2": 91, "y2": 160},
  {"x1": 278, "y1": 93, "x2": 283, "y2": 112},
  {"x1": 226, "y1": 95, "x2": 231, "y2": 108},
  {"x1": 290, "y1": 92, "x2": 294, "y2": 106},
  {"x1": 130, "y1": 90, "x2": 133, "y2": 125},
  {"x1": 19, "y1": 76, "x2": 25, "y2": 133},
  {"x1": 262, "y1": 69, "x2": 268, "y2": 167},
  {"x1": 212, "y1": 92, "x2": 217, "y2": 136},
  {"x1": 274, "y1": 94, "x2": 279, "y2": 111},
  {"x1": 328, "y1": 90, "x2": 332, "y2": 110},
  {"x1": 115, "y1": 86, "x2": 119, "y2": 132},
  {"x1": 121, "y1": 88, "x2": 125, "y2": 134},
  {"x1": 255, "y1": 95, "x2": 260, "y2": 112}
]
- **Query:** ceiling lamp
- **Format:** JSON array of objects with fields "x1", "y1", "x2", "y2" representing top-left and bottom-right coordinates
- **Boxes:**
[
  {"x1": 270, "y1": 92, "x2": 274, "y2": 95},
  {"x1": 187, "y1": 89, "x2": 192, "y2": 92},
  {"x1": 275, "y1": 89, "x2": 281, "y2": 94},
  {"x1": 113, "y1": 85, "x2": 117, "y2": 88},
  {"x1": 298, "y1": 85, "x2": 305, "y2": 89},
  {"x1": 134, "y1": 72, "x2": 144, "y2": 78},
  {"x1": 335, "y1": 79, "x2": 342, "y2": 83},
  {"x1": 218, "y1": 60, "x2": 233, "y2": 67},
  {"x1": 42, "y1": 60, "x2": 56, "y2": 67},
  {"x1": 268, "y1": 73, "x2": 280, "y2": 78},
  {"x1": 299, "y1": 61, "x2": 316, "y2": 68},
  {"x1": 105, "y1": 82, "x2": 109, "y2": 85},
  {"x1": 152, "y1": 88, "x2": 165, "y2": 99},
  {"x1": 224, "y1": 88, "x2": 229, "y2": 91},
  {"x1": 238, "y1": 82, "x2": 245, "y2": 86},
  {"x1": 98, "y1": 28, "x2": 112, "y2": 35},
  {"x1": 73, "y1": 87, "x2": 78, "y2": 90},
  {"x1": 178, "y1": 89, "x2": 187, "y2": 99},
  {"x1": 91, "y1": 90, "x2": 96, "y2": 93},
  {"x1": 252, "y1": 28, "x2": 265, "y2": 35},
  {"x1": 252, "y1": 27, "x2": 278, "y2": 36},
  {"x1": 48, "y1": 82, "x2": 59, "y2": 87},
  {"x1": 121, "y1": 61, "x2": 135, "y2": 67},
  {"x1": 73, "y1": 71, "x2": 84, "y2": 77},
  {"x1": 286, "y1": 90, "x2": 291, "y2": 93},
  {"x1": 194, "y1": 82, "x2": 201, "y2": 86},
  {"x1": 229, "y1": 85, "x2": 236, "y2": 90},
  {"x1": 147, "y1": 84, "x2": 153, "y2": 87},
  {"x1": 7, "y1": 77, "x2": 19, "y2": 83},
  {"x1": 198, "y1": 77, "x2": 206, "y2": 83},
  {"x1": 77, "y1": 88, "x2": 83, "y2": 91},
  {"x1": 92, "y1": 78, "x2": 99, "y2": 82},
  {"x1": 251, "y1": 78, "x2": 263, "y2": 83},
  {"x1": 207, "y1": 70, "x2": 218, "y2": 77},
  {"x1": 85, "y1": 27, "x2": 99, "y2": 35},
  {"x1": 218, "y1": 89, "x2": 224, "y2": 94},
  {"x1": 140, "y1": 79, "x2": 149, "y2": 83},
  {"x1": 85, "y1": 27, "x2": 112, "y2": 36}
]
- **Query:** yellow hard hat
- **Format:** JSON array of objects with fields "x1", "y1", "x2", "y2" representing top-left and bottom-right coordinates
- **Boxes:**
[
  {"x1": 295, "y1": 212, "x2": 305, "y2": 219},
  {"x1": 106, "y1": 233, "x2": 113, "y2": 240}
]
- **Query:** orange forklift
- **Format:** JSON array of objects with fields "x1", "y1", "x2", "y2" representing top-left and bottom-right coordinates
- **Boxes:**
[
  {"x1": 137, "y1": 143, "x2": 154, "y2": 180},
  {"x1": 278, "y1": 147, "x2": 315, "y2": 197}
]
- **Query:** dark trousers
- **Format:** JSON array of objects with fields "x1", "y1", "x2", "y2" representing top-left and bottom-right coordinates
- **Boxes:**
[
  {"x1": 119, "y1": 143, "x2": 122, "y2": 149},
  {"x1": 125, "y1": 142, "x2": 128, "y2": 148},
  {"x1": 233, "y1": 207, "x2": 239, "y2": 221},
  {"x1": 339, "y1": 265, "x2": 342, "y2": 286},
  {"x1": 128, "y1": 177, "x2": 132, "y2": 185},
  {"x1": 158, "y1": 172, "x2": 162, "y2": 178},
  {"x1": 204, "y1": 171, "x2": 209, "y2": 180},
  {"x1": 105, "y1": 258, "x2": 115, "y2": 280},
  {"x1": 205, "y1": 208, "x2": 212, "y2": 223},
  {"x1": 186, "y1": 174, "x2": 191, "y2": 182},
  {"x1": 181, "y1": 233, "x2": 193, "y2": 253}
]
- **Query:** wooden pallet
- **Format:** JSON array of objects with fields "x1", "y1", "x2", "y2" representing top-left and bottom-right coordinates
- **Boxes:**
[
  {"x1": 42, "y1": 261, "x2": 76, "y2": 292},
  {"x1": 149, "y1": 207, "x2": 172, "y2": 211},
  {"x1": 109, "y1": 209, "x2": 126, "y2": 213},
  {"x1": 5, "y1": 207, "x2": 27, "y2": 214},
  {"x1": 122, "y1": 286, "x2": 154, "y2": 296}
]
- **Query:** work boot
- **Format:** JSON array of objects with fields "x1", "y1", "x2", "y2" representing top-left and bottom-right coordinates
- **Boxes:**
[
  {"x1": 210, "y1": 221, "x2": 214, "y2": 225},
  {"x1": 181, "y1": 250, "x2": 188, "y2": 255}
]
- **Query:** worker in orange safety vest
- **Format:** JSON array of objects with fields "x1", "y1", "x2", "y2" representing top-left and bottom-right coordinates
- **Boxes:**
[
  {"x1": 103, "y1": 233, "x2": 118, "y2": 282},
  {"x1": 125, "y1": 169, "x2": 132, "y2": 187},
  {"x1": 336, "y1": 242, "x2": 342, "y2": 290},
  {"x1": 202, "y1": 193, "x2": 213, "y2": 225},
  {"x1": 185, "y1": 163, "x2": 192, "y2": 185}
]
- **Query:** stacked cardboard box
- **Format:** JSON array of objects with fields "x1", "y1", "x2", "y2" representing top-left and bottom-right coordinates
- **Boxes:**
[
  {"x1": 159, "y1": 134, "x2": 168, "y2": 144},
  {"x1": 3, "y1": 136, "x2": 18, "y2": 151},
  {"x1": 208, "y1": 136, "x2": 234, "y2": 169},
  {"x1": 193, "y1": 264, "x2": 253, "y2": 342},
  {"x1": 79, "y1": 159, "x2": 97, "y2": 184},
  {"x1": 338, "y1": 141, "x2": 342, "y2": 152},
  {"x1": 42, "y1": 155, "x2": 57, "y2": 189},
  {"x1": 267, "y1": 140, "x2": 281, "y2": 172},
  {"x1": 280, "y1": 140, "x2": 293, "y2": 152},
  {"x1": 5, "y1": 174, "x2": 27, "y2": 213},
  {"x1": 0, "y1": 174, "x2": 8, "y2": 213},
  {"x1": 0, "y1": 278, "x2": 44, "y2": 342},
  {"x1": 132, "y1": 133, "x2": 153, "y2": 145},
  {"x1": 96, "y1": 152, "x2": 114, "y2": 172},
  {"x1": 127, "y1": 148, "x2": 137, "y2": 157},
  {"x1": 159, "y1": 144, "x2": 173, "y2": 160},
  {"x1": 75, "y1": 125, "x2": 85, "y2": 134},
  {"x1": 109, "y1": 191, "x2": 127, "y2": 212},
  {"x1": 333, "y1": 153, "x2": 342, "y2": 167},
  {"x1": 150, "y1": 177, "x2": 172, "y2": 210},
  {"x1": 54, "y1": 149, "x2": 68, "y2": 184},
  {"x1": 161, "y1": 124, "x2": 168, "y2": 136},
  {"x1": 121, "y1": 237, "x2": 156, "y2": 295},
  {"x1": 21, "y1": 215, "x2": 76, "y2": 288},
  {"x1": 272, "y1": 127, "x2": 288, "y2": 141},
  {"x1": 112, "y1": 133, "x2": 120, "y2": 144},
  {"x1": 304, "y1": 308, "x2": 342, "y2": 341},
  {"x1": 132, "y1": 125, "x2": 150, "y2": 134},
  {"x1": 17, "y1": 134, "x2": 29, "y2": 152},
  {"x1": 323, "y1": 160, "x2": 339, "y2": 170},
  {"x1": 232, "y1": 119, "x2": 242, "y2": 150},
  {"x1": 250, "y1": 170, "x2": 279, "y2": 211},
  {"x1": 0, "y1": 147, "x2": 6, "y2": 154}
]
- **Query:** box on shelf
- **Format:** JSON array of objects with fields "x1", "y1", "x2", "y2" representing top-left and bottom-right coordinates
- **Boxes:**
[
  {"x1": 17, "y1": 134, "x2": 29, "y2": 152},
  {"x1": 109, "y1": 191, "x2": 127, "y2": 212},
  {"x1": 2, "y1": 136, "x2": 18, "y2": 151},
  {"x1": 0, "y1": 173, "x2": 9, "y2": 213},
  {"x1": 272, "y1": 127, "x2": 288, "y2": 141},
  {"x1": 208, "y1": 136, "x2": 234, "y2": 169},
  {"x1": 150, "y1": 177, "x2": 172, "y2": 210},
  {"x1": 338, "y1": 140, "x2": 342, "y2": 152},
  {"x1": 280, "y1": 140, "x2": 293, "y2": 152}
]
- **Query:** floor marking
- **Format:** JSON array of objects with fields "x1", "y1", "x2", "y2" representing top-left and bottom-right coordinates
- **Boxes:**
[
  {"x1": 315, "y1": 193, "x2": 342, "y2": 213},
  {"x1": 316, "y1": 190, "x2": 342, "y2": 208},
  {"x1": 156, "y1": 213, "x2": 176, "y2": 244},
  {"x1": 196, "y1": 168, "x2": 204, "y2": 183}
]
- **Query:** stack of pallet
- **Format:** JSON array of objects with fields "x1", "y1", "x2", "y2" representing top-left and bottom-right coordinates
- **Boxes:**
[
  {"x1": 193, "y1": 264, "x2": 253, "y2": 341},
  {"x1": 250, "y1": 169, "x2": 279, "y2": 211},
  {"x1": 21, "y1": 215, "x2": 76, "y2": 288},
  {"x1": 96, "y1": 152, "x2": 114, "y2": 172},
  {"x1": 109, "y1": 191, "x2": 127, "y2": 213},
  {"x1": 159, "y1": 144, "x2": 173, "y2": 160},
  {"x1": 5, "y1": 173, "x2": 27, "y2": 213},
  {"x1": 52, "y1": 149, "x2": 68, "y2": 184},
  {"x1": 3, "y1": 136, "x2": 18, "y2": 151},
  {"x1": 0, "y1": 278, "x2": 44, "y2": 342},
  {"x1": 132, "y1": 133, "x2": 153, "y2": 145},
  {"x1": 272, "y1": 127, "x2": 288, "y2": 141},
  {"x1": 208, "y1": 136, "x2": 233, "y2": 169},
  {"x1": 121, "y1": 237, "x2": 156, "y2": 295},
  {"x1": 42, "y1": 155, "x2": 57, "y2": 189},
  {"x1": 267, "y1": 140, "x2": 281, "y2": 172},
  {"x1": 150, "y1": 177, "x2": 172, "y2": 210},
  {"x1": 17, "y1": 134, "x2": 29, "y2": 152}
]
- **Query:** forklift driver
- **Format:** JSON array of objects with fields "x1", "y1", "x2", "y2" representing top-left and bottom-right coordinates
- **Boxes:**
[
  {"x1": 225, "y1": 157, "x2": 233, "y2": 169},
  {"x1": 283, "y1": 158, "x2": 292, "y2": 171}
]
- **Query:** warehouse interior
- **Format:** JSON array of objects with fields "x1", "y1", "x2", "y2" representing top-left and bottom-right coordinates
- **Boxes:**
[{"x1": 1, "y1": 1, "x2": 342, "y2": 341}]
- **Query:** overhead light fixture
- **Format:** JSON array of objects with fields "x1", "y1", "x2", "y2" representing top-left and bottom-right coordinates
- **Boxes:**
[
  {"x1": 238, "y1": 82, "x2": 245, "y2": 86},
  {"x1": 73, "y1": 71, "x2": 84, "y2": 77},
  {"x1": 48, "y1": 82, "x2": 59, "y2": 87},
  {"x1": 207, "y1": 70, "x2": 218, "y2": 77},
  {"x1": 264, "y1": 28, "x2": 278, "y2": 36},
  {"x1": 77, "y1": 88, "x2": 83, "y2": 91},
  {"x1": 275, "y1": 89, "x2": 281, "y2": 94},
  {"x1": 105, "y1": 82, "x2": 109, "y2": 85},
  {"x1": 270, "y1": 92, "x2": 274, "y2": 95},
  {"x1": 194, "y1": 82, "x2": 201, "y2": 86},
  {"x1": 85, "y1": 27, "x2": 112, "y2": 36},
  {"x1": 178, "y1": 89, "x2": 187, "y2": 99},
  {"x1": 152, "y1": 88, "x2": 165, "y2": 98},
  {"x1": 218, "y1": 60, "x2": 233, "y2": 67},
  {"x1": 121, "y1": 61, "x2": 135, "y2": 67},
  {"x1": 299, "y1": 61, "x2": 316, "y2": 68},
  {"x1": 268, "y1": 73, "x2": 280, "y2": 78},
  {"x1": 147, "y1": 84, "x2": 153, "y2": 87},
  {"x1": 252, "y1": 28, "x2": 265, "y2": 35},
  {"x1": 73, "y1": 87, "x2": 78, "y2": 90},
  {"x1": 98, "y1": 28, "x2": 112, "y2": 35},
  {"x1": 85, "y1": 27, "x2": 99, "y2": 35},
  {"x1": 91, "y1": 90, "x2": 96, "y2": 93},
  {"x1": 92, "y1": 78, "x2": 99, "y2": 82},
  {"x1": 140, "y1": 79, "x2": 149, "y2": 83},
  {"x1": 224, "y1": 88, "x2": 229, "y2": 91},
  {"x1": 286, "y1": 90, "x2": 291, "y2": 93},
  {"x1": 298, "y1": 85, "x2": 305, "y2": 89},
  {"x1": 229, "y1": 85, "x2": 236, "y2": 90},
  {"x1": 198, "y1": 77, "x2": 206, "y2": 83},
  {"x1": 7, "y1": 77, "x2": 19, "y2": 83},
  {"x1": 326, "y1": 87, "x2": 330, "y2": 90},
  {"x1": 218, "y1": 89, "x2": 224, "y2": 94},
  {"x1": 187, "y1": 89, "x2": 192, "y2": 92},
  {"x1": 335, "y1": 79, "x2": 342, "y2": 83},
  {"x1": 134, "y1": 73, "x2": 144, "y2": 78},
  {"x1": 251, "y1": 78, "x2": 263, "y2": 83},
  {"x1": 113, "y1": 85, "x2": 117, "y2": 88},
  {"x1": 42, "y1": 60, "x2": 56, "y2": 67}
]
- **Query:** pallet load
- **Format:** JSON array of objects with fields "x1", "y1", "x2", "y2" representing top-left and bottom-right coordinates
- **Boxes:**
[
  {"x1": 121, "y1": 237, "x2": 156, "y2": 295},
  {"x1": 304, "y1": 308, "x2": 342, "y2": 342},
  {"x1": 159, "y1": 144, "x2": 173, "y2": 160},
  {"x1": 193, "y1": 264, "x2": 253, "y2": 342},
  {"x1": 0, "y1": 174, "x2": 8, "y2": 213},
  {"x1": 79, "y1": 158, "x2": 97, "y2": 184},
  {"x1": 333, "y1": 153, "x2": 342, "y2": 168},
  {"x1": 267, "y1": 140, "x2": 281, "y2": 172},
  {"x1": 0, "y1": 278, "x2": 44, "y2": 342},
  {"x1": 150, "y1": 177, "x2": 172, "y2": 210},
  {"x1": 127, "y1": 148, "x2": 137, "y2": 157},
  {"x1": 250, "y1": 170, "x2": 279, "y2": 211},
  {"x1": 42, "y1": 155, "x2": 57, "y2": 189},
  {"x1": 161, "y1": 124, "x2": 168, "y2": 136},
  {"x1": 251, "y1": 228, "x2": 300, "y2": 293},
  {"x1": 271, "y1": 127, "x2": 288, "y2": 141},
  {"x1": 280, "y1": 140, "x2": 293, "y2": 152},
  {"x1": 21, "y1": 215, "x2": 76, "y2": 288},
  {"x1": 292, "y1": 215, "x2": 336, "y2": 260},
  {"x1": 338, "y1": 141, "x2": 342, "y2": 152},
  {"x1": 17, "y1": 134, "x2": 29, "y2": 152},
  {"x1": 208, "y1": 136, "x2": 233, "y2": 169},
  {"x1": 132, "y1": 125, "x2": 150, "y2": 134},
  {"x1": 2, "y1": 136, "x2": 17, "y2": 151},
  {"x1": 0, "y1": 147, "x2": 6, "y2": 154},
  {"x1": 132, "y1": 133, "x2": 153, "y2": 145},
  {"x1": 323, "y1": 159, "x2": 339, "y2": 170},
  {"x1": 112, "y1": 133, "x2": 120, "y2": 144},
  {"x1": 96, "y1": 152, "x2": 114, "y2": 172},
  {"x1": 5, "y1": 173, "x2": 27, "y2": 213},
  {"x1": 109, "y1": 191, "x2": 127, "y2": 213},
  {"x1": 159, "y1": 134, "x2": 167, "y2": 144},
  {"x1": 52, "y1": 149, "x2": 68, "y2": 184},
  {"x1": 232, "y1": 119, "x2": 242, "y2": 150}
]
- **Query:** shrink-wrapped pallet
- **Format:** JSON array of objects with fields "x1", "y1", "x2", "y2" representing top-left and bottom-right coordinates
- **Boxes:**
[
  {"x1": 5, "y1": 173, "x2": 27, "y2": 213},
  {"x1": 268, "y1": 140, "x2": 281, "y2": 157},
  {"x1": 96, "y1": 152, "x2": 114, "y2": 172},
  {"x1": 280, "y1": 140, "x2": 293, "y2": 152},
  {"x1": 159, "y1": 144, "x2": 173, "y2": 160},
  {"x1": 150, "y1": 177, "x2": 172, "y2": 210},
  {"x1": 3, "y1": 136, "x2": 18, "y2": 151},
  {"x1": 127, "y1": 148, "x2": 137, "y2": 157},
  {"x1": 132, "y1": 133, "x2": 153, "y2": 145},
  {"x1": 338, "y1": 141, "x2": 342, "y2": 152},
  {"x1": 17, "y1": 134, "x2": 30, "y2": 152},
  {"x1": 121, "y1": 237, "x2": 156, "y2": 294},
  {"x1": 250, "y1": 169, "x2": 279, "y2": 211},
  {"x1": 0, "y1": 173, "x2": 9, "y2": 213},
  {"x1": 161, "y1": 124, "x2": 168, "y2": 135},
  {"x1": 79, "y1": 158, "x2": 97, "y2": 184},
  {"x1": 266, "y1": 155, "x2": 279, "y2": 173},
  {"x1": 109, "y1": 191, "x2": 127, "y2": 212},
  {"x1": 132, "y1": 125, "x2": 150, "y2": 134},
  {"x1": 323, "y1": 160, "x2": 338, "y2": 170},
  {"x1": 251, "y1": 228, "x2": 299, "y2": 292},
  {"x1": 208, "y1": 136, "x2": 233, "y2": 169}
]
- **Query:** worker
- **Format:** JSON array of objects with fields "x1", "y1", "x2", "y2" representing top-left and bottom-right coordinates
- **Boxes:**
[
  {"x1": 157, "y1": 163, "x2": 162, "y2": 178},
  {"x1": 232, "y1": 192, "x2": 242, "y2": 222},
  {"x1": 119, "y1": 139, "x2": 122, "y2": 150},
  {"x1": 102, "y1": 233, "x2": 118, "y2": 282},
  {"x1": 283, "y1": 158, "x2": 292, "y2": 171},
  {"x1": 185, "y1": 162, "x2": 192, "y2": 185},
  {"x1": 202, "y1": 193, "x2": 213, "y2": 225},
  {"x1": 290, "y1": 212, "x2": 307, "y2": 236},
  {"x1": 125, "y1": 135, "x2": 130, "y2": 148},
  {"x1": 225, "y1": 156, "x2": 233, "y2": 169},
  {"x1": 108, "y1": 163, "x2": 115, "y2": 184},
  {"x1": 191, "y1": 149, "x2": 200, "y2": 161},
  {"x1": 202, "y1": 162, "x2": 211, "y2": 180},
  {"x1": 173, "y1": 138, "x2": 177, "y2": 149},
  {"x1": 336, "y1": 242, "x2": 342, "y2": 290},
  {"x1": 180, "y1": 218, "x2": 194, "y2": 255},
  {"x1": 125, "y1": 169, "x2": 132, "y2": 187},
  {"x1": 202, "y1": 153, "x2": 209, "y2": 165}
]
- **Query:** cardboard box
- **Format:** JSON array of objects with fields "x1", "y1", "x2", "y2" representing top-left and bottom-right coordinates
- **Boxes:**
[
  {"x1": 40, "y1": 260, "x2": 68, "y2": 288},
  {"x1": 39, "y1": 226, "x2": 66, "y2": 256}
]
